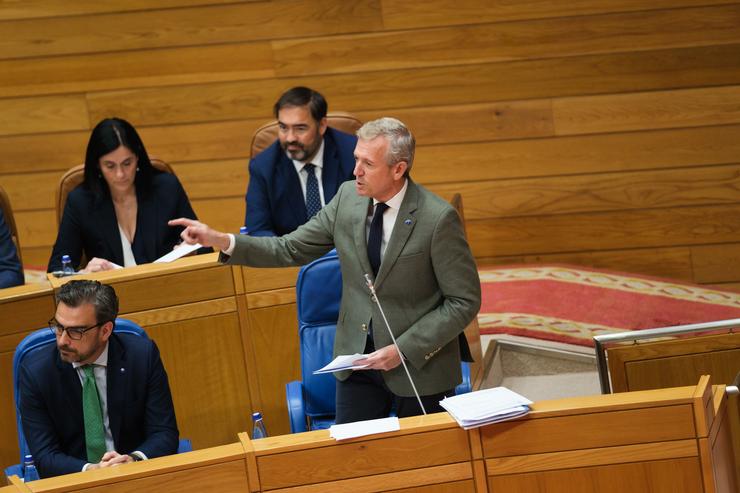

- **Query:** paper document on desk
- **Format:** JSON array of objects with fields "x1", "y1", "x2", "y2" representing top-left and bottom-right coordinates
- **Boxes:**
[
  {"x1": 313, "y1": 354, "x2": 368, "y2": 374},
  {"x1": 154, "y1": 243, "x2": 202, "y2": 263},
  {"x1": 330, "y1": 417, "x2": 400, "y2": 440},
  {"x1": 440, "y1": 387, "x2": 533, "y2": 429}
]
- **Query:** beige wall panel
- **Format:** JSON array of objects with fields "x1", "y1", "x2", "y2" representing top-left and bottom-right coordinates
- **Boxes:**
[
  {"x1": 488, "y1": 457, "x2": 703, "y2": 493},
  {"x1": 0, "y1": 95, "x2": 89, "y2": 136},
  {"x1": 273, "y1": 5, "x2": 740, "y2": 76},
  {"x1": 83, "y1": 44, "x2": 740, "y2": 128},
  {"x1": 0, "y1": 131, "x2": 88, "y2": 174},
  {"x1": 413, "y1": 125, "x2": 740, "y2": 185},
  {"x1": 22, "y1": 246, "x2": 54, "y2": 269},
  {"x1": 0, "y1": 0, "x2": 382, "y2": 59},
  {"x1": 190, "y1": 197, "x2": 245, "y2": 235},
  {"x1": 0, "y1": 0, "x2": 250, "y2": 21},
  {"x1": 466, "y1": 204, "x2": 740, "y2": 258},
  {"x1": 0, "y1": 42, "x2": 275, "y2": 98},
  {"x1": 1, "y1": 170, "x2": 59, "y2": 211},
  {"x1": 14, "y1": 209, "x2": 56, "y2": 248},
  {"x1": 381, "y1": 0, "x2": 739, "y2": 29},
  {"x1": 517, "y1": 247, "x2": 695, "y2": 282},
  {"x1": 554, "y1": 85, "x2": 740, "y2": 135},
  {"x1": 692, "y1": 243, "x2": 740, "y2": 283},
  {"x1": 173, "y1": 160, "x2": 247, "y2": 200},
  {"x1": 145, "y1": 313, "x2": 252, "y2": 450}
]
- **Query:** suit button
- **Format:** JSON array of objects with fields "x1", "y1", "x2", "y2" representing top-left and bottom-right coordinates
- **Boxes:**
[
  {"x1": 361, "y1": 324, "x2": 367, "y2": 332},
  {"x1": 425, "y1": 354, "x2": 430, "y2": 360}
]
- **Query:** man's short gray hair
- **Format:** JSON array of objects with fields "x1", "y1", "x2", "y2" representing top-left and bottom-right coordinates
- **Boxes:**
[{"x1": 356, "y1": 117, "x2": 415, "y2": 174}]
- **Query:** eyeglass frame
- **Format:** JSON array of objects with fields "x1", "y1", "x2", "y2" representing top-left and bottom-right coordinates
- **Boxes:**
[{"x1": 48, "y1": 318, "x2": 106, "y2": 340}]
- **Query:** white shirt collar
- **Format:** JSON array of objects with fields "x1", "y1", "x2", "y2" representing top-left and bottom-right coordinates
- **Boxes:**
[
  {"x1": 291, "y1": 138, "x2": 325, "y2": 174},
  {"x1": 374, "y1": 178, "x2": 408, "y2": 211}
]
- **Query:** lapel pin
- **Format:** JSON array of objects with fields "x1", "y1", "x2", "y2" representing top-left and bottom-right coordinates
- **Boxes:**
[
  {"x1": 120, "y1": 368, "x2": 125, "y2": 373},
  {"x1": 404, "y1": 219, "x2": 412, "y2": 226}
]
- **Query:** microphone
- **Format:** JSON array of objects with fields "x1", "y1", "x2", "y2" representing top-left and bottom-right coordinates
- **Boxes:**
[{"x1": 364, "y1": 274, "x2": 426, "y2": 415}]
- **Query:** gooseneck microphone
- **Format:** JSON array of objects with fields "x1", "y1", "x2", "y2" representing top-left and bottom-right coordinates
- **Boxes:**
[{"x1": 364, "y1": 274, "x2": 427, "y2": 415}]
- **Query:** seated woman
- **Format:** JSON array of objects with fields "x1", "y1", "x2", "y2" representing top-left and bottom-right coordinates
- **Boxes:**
[{"x1": 48, "y1": 118, "x2": 208, "y2": 273}]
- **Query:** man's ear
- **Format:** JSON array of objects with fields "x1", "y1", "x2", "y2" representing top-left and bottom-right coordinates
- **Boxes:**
[
  {"x1": 318, "y1": 117, "x2": 328, "y2": 136},
  {"x1": 100, "y1": 320, "x2": 114, "y2": 341},
  {"x1": 393, "y1": 161, "x2": 408, "y2": 180}
]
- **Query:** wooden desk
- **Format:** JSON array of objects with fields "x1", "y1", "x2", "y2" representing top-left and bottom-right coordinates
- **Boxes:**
[{"x1": 16, "y1": 377, "x2": 736, "y2": 492}]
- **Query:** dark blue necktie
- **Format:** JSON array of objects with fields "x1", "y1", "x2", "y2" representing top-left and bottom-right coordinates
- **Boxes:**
[
  {"x1": 368, "y1": 202, "x2": 389, "y2": 277},
  {"x1": 304, "y1": 164, "x2": 321, "y2": 218}
]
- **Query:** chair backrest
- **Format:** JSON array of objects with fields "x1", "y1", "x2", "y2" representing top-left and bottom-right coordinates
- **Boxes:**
[
  {"x1": 295, "y1": 250, "x2": 342, "y2": 418},
  {"x1": 0, "y1": 185, "x2": 23, "y2": 267},
  {"x1": 56, "y1": 159, "x2": 174, "y2": 226},
  {"x1": 12, "y1": 319, "x2": 147, "y2": 464},
  {"x1": 250, "y1": 112, "x2": 363, "y2": 159}
]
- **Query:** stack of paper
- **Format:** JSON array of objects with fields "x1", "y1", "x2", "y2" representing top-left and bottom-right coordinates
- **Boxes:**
[
  {"x1": 329, "y1": 417, "x2": 400, "y2": 440},
  {"x1": 440, "y1": 387, "x2": 533, "y2": 429},
  {"x1": 312, "y1": 354, "x2": 368, "y2": 374}
]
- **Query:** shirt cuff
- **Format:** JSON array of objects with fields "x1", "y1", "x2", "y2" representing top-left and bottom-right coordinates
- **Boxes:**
[
  {"x1": 223, "y1": 233, "x2": 236, "y2": 256},
  {"x1": 130, "y1": 451, "x2": 148, "y2": 461},
  {"x1": 82, "y1": 463, "x2": 91, "y2": 472}
]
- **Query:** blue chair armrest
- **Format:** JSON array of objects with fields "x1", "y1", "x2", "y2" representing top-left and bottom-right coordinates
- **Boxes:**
[
  {"x1": 455, "y1": 361, "x2": 472, "y2": 395},
  {"x1": 177, "y1": 438, "x2": 193, "y2": 453},
  {"x1": 286, "y1": 380, "x2": 307, "y2": 433},
  {"x1": 4, "y1": 463, "x2": 22, "y2": 481}
]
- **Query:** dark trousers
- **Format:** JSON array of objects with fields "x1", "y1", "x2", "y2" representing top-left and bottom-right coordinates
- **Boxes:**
[{"x1": 335, "y1": 369, "x2": 454, "y2": 424}]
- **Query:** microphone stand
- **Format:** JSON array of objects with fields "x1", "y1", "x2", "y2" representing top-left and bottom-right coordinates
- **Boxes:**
[{"x1": 364, "y1": 274, "x2": 426, "y2": 415}]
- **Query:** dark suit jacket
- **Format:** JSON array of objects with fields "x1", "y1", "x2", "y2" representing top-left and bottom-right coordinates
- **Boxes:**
[
  {"x1": 228, "y1": 179, "x2": 481, "y2": 397},
  {"x1": 19, "y1": 332, "x2": 179, "y2": 478},
  {"x1": 0, "y1": 208, "x2": 23, "y2": 288},
  {"x1": 48, "y1": 173, "x2": 206, "y2": 272},
  {"x1": 244, "y1": 127, "x2": 357, "y2": 236}
]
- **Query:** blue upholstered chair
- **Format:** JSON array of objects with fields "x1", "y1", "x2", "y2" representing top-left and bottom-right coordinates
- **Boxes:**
[
  {"x1": 4, "y1": 318, "x2": 191, "y2": 481},
  {"x1": 285, "y1": 251, "x2": 472, "y2": 433}
]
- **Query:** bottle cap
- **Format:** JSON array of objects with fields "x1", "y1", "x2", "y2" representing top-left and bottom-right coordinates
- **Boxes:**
[
  {"x1": 24, "y1": 454, "x2": 32, "y2": 462},
  {"x1": 62, "y1": 255, "x2": 70, "y2": 261},
  {"x1": 239, "y1": 227, "x2": 248, "y2": 235},
  {"x1": 252, "y1": 411, "x2": 262, "y2": 420}
]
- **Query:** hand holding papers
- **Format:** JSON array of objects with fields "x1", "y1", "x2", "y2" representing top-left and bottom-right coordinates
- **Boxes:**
[
  {"x1": 330, "y1": 417, "x2": 400, "y2": 440},
  {"x1": 440, "y1": 387, "x2": 533, "y2": 429},
  {"x1": 313, "y1": 354, "x2": 368, "y2": 374}
]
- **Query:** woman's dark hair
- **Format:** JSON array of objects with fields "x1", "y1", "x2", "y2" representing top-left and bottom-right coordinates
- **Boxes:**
[{"x1": 83, "y1": 118, "x2": 159, "y2": 198}]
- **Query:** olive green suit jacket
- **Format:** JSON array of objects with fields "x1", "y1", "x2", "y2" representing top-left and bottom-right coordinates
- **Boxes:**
[{"x1": 224, "y1": 179, "x2": 481, "y2": 396}]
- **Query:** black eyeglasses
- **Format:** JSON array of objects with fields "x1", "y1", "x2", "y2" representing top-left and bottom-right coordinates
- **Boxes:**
[{"x1": 48, "y1": 319, "x2": 103, "y2": 340}]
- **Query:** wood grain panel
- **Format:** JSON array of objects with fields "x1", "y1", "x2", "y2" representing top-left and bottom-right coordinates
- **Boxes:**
[
  {"x1": 0, "y1": 351, "x2": 20, "y2": 478},
  {"x1": 0, "y1": 0, "x2": 383, "y2": 59},
  {"x1": 245, "y1": 302, "x2": 299, "y2": 437},
  {"x1": 190, "y1": 197, "x2": 245, "y2": 235},
  {"x1": 0, "y1": 131, "x2": 88, "y2": 174},
  {"x1": 173, "y1": 159, "x2": 247, "y2": 200},
  {"x1": 429, "y1": 164, "x2": 740, "y2": 220},
  {"x1": 146, "y1": 313, "x2": 252, "y2": 450},
  {"x1": 274, "y1": 5, "x2": 740, "y2": 76},
  {"x1": 381, "y1": 0, "x2": 740, "y2": 29},
  {"x1": 481, "y1": 404, "x2": 695, "y2": 458},
  {"x1": 691, "y1": 243, "x2": 740, "y2": 283},
  {"x1": 488, "y1": 457, "x2": 703, "y2": 493},
  {"x1": 554, "y1": 84, "x2": 740, "y2": 135},
  {"x1": 84, "y1": 44, "x2": 740, "y2": 127},
  {"x1": 467, "y1": 204, "x2": 740, "y2": 258},
  {"x1": 2, "y1": 170, "x2": 61, "y2": 211},
  {"x1": 257, "y1": 428, "x2": 470, "y2": 490},
  {"x1": 0, "y1": 95, "x2": 89, "y2": 136},
  {"x1": 625, "y1": 350, "x2": 740, "y2": 393},
  {"x1": 0, "y1": 0, "x2": 250, "y2": 21},
  {"x1": 0, "y1": 42, "x2": 275, "y2": 98},
  {"x1": 414, "y1": 125, "x2": 740, "y2": 185},
  {"x1": 14, "y1": 209, "x2": 56, "y2": 248}
]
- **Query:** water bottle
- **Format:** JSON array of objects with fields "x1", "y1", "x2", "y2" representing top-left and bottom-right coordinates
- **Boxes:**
[
  {"x1": 251, "y1": 412, "x2": 267, "y2": 439},
  {"x1": 61, "y1": 255, "x2": 75, "y2": 275},
  {"x1": 239, "y1": 226, "x2": 249, "y2": 235},
  {"x1": 23, "y1": 454, "x2": 40, "y2": 482}
]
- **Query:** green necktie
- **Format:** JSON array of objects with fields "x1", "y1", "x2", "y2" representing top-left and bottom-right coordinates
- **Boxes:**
[{"x1": 82, "y1": 365, "x2": 106, "y2": 463}]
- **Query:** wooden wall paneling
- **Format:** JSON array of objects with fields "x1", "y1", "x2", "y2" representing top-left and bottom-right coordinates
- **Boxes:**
[
  {"x1": 427, "y1": 164, "x2": 740, "y2": 221},
  {"x1": 0, "y1": 1, "x2": 252, "y2": 21},
  {"x1": 0, "y1": 42, "x2": 276, "y2": 99},
  {"x1": 173, "y1": 159, "x2": 248, "y2": 200},
  {"x1": 553, "y1": 85, "x2": 740, "y2": 135},
  {"x1": 272, "y1": 5, "x2": 740, "y2": 77},
  {"x1": 0, "y1": 95, "x2": 89, "y2": 136},
  {"x1": 82, "y1": 44, "x2": 740, "y2": 128},
  {"x1": 13, "y1": 209, "x2": 56, "y2": 249},
  {"x1": 380, "y1": 0, "x2": 740, "y2": 29},
  {"x1": 190, "y1": 197, "x2": 245, "y2": 235},
  {"x1": 0, "y1": 1, "x2": 383, "y2": 60},
  {"x1": 2, "y1": 171, "x2": 61, "y2": 212},
  {"x1": 143, "y1": 312, "x2": 252, "y2": 450},
  {"x1": 0, "y1": 131, "x2": 88, "y2": 175},
  {"x1": 691, "y1": 244, "x2": 740, "y2": 284},
  {"x1": 466, "y1": 204, "x2": 740, "y2": 258}
]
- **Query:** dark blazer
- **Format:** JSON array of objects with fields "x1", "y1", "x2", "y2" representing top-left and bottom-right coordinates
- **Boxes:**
[
  {"x1": 244, "y1": 127, "x2": 357, "y2": 236},
  {"x1": 228, "y1": 179, "x2": 481, "y2": 397},
  {"x1": 48, "y1": 173, "x2": 205, "y2": 272},
  {"x1": 19, "y1": 332, "x2": 179, "y2": 478},
  {"x1": 0, "y1": 208, "x2": 23, "y2": 288}
]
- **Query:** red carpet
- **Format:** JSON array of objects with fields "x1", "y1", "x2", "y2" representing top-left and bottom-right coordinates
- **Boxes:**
[{"x1": 478, "y1": 265, "x2": 740, "y2": 347}]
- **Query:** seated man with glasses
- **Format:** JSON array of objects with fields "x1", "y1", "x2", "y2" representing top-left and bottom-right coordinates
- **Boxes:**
[{"x1": 18, "y1": 280, "x2": 179, "y2": 478}]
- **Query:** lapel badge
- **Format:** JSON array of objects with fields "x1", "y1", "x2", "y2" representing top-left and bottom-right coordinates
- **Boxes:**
[
  {"x1": 120, "y1": 368, "x2": 125, "y2": 373},
  {"x1": 404, "y1": 218, "x2": 412, "y2": 226}
]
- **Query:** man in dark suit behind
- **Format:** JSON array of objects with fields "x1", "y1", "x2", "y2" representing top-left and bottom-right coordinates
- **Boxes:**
[
  {"x1": 245, "y1": 86, "x2": 357, "y2": 236},
  {"x1": 19, "y1": 280, "x2": 178, "y2": 478}
]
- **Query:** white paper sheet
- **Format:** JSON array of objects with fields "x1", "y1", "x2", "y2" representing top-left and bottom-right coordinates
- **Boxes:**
[
  {"x1": 154, "y1": 243, "x2": 202, "y2": 263},
  {"x1": 329, "y1": 417, "x2": 400, "y2": 440},
  {"x1": 313, "y1": 354, "x2": 368, "y2": 374},
  {"x1": 440, "y1": 387, "x2": 533, "y2": 429}
]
